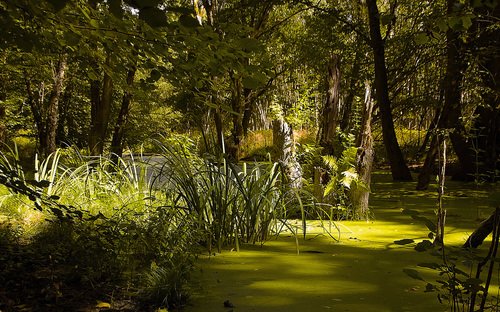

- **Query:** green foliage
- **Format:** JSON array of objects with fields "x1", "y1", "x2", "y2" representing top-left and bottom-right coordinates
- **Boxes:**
[{"x1": 153, "y1": 141, "x2": 290, "y2": 252}]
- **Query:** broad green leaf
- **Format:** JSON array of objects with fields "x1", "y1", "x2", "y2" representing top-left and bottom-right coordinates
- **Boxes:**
[
  {"x1": 437, "y1": 19, "x2": 448, "y2": 32},
  {"x1": 462, "y1": 15, "x2": 473, "y2": 30},
  {"x1": 403, "y1": 268, "x2": 425, "y2": 281},
  {"x1": 414, "y1": 33, "x2": 429, "y2": 45},
  {"x1": 394, "y1": 239, "x2": 414, "y2": 245}
]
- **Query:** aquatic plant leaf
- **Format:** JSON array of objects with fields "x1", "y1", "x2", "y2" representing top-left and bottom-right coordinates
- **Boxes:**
[
  {"x1": 415, "y1": 240, "x2": 433, "y2": 252},
  {"x1": 403, "y1": 268, "x2": 424, "y2": 281},
  {"x1": 417, "y1": 262, "x2": 441, "y2": 270},
  {"x1": 394, "y1": 239, "x2": 414, "y2": 245}
]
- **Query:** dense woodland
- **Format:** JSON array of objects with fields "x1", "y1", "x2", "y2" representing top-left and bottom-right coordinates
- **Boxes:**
[{"x1": 0, "y1": 0, "x2": 499, "y2": 311}]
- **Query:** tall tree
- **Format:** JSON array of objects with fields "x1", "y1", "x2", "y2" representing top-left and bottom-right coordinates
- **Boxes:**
[
  {"x1": 366, "y1": 0, "x2": 412, "y2": 181},
  {"x1": 110, "y1": 67, "x2": 136, "y2": 162},
  {"x1": 88, "y1": 58, "x2": 113, "y2": 156},
  {"x1": 318, "y1": 53, "x2": 341, "y2": 155}
]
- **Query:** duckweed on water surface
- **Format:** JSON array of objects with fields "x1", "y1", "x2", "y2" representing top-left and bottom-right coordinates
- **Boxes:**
[{"x1": 187, "y1": 172, "x2": 499, "y2": 312}]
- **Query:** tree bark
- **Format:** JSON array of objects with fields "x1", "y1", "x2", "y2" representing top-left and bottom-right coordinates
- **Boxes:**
[
  {"x1": 273, "y1": 117, "x2": 302, "y2": 188},
  {"x1": 352, "y1": 81, "x2": 374, "y2": 220},
  {"x1": 44, "y1": 54, "x2": 67, "y2": 156},
  {"x1": 417, "y1": 0, "x2": 470, "y2": 188},
  {"x1": 318, "y1": 53, "x2": 341, "y2": 155},
  {"x1": 229, "y1": 72, "x2": 244, "y2": 160},
  {"x1": 110, "y1": 67, "x2": 136, "y2": 163},
  {"x1": 56, "y1": 81, "x2": 73, "y2": 145},
  {"x1": 24, "y1": 75, "x2": 46, "y2": 151},
  {"x1": 366, "y1": 0, "x2": 412, "y2": 181},
  {"x1": 89, "y1": 60, "x2": 114, "y2": 156},
  {"x1": 463, "y1": 208, "x2": 500, "y2": 249},
  {"x1": 341, "y1": 48, "x2": 362, "y2": 133}
]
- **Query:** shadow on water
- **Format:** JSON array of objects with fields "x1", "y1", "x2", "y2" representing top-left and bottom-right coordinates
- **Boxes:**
[{"x1": 185, "y1": 172, "x2": 499, "y2": 312}]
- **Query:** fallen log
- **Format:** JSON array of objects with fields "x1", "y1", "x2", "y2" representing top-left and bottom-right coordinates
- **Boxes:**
[{"x1": 463, "y1": 207, "x2": 500, "y2": 248}]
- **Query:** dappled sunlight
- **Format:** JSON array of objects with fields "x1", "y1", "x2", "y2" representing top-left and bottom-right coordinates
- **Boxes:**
[{"x1": 187, "y1": 173, "x2": 499, "y2": 312}]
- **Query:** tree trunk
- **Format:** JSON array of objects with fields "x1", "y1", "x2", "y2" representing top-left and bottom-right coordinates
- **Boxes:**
[
  {"x1": 366, "y1": 0, "x2": 412, "y2": 181},
  {"x1": 417, "y1": 0, "x2": 469, "y2": 188},
  {"x1": 318, "y1": 53, "x2": 341, "y2": 155},
  {"x1": 110, "y1": 68, "x2": 135, "y2": 163},
  {"x1": 340, "y1": 48, "x2": 362, "y2": 133},
  {"x1": 214, "y1": 108, "x2": 224, "y2": 153},
  {"x1": 467, "y1": 3, "x2": 500, "y2": 181},
  {"x1": 24, "y1": 75, "x2": 46, "y2": 152},
  {"x1": 352, "y1": 81, "x2": 374, "y2": 220},
  {"x1": 89, "y1": 62, "x2": 114, "y2": 156},
  {"x1": 56, "y1": 81, "x2": 73, "y2": 145},
  {"x1": 273, "y1": 117, "x2": 302, "y2": 188},
  {"x1": 229, "y1": 72, "x2": 244, "y2": 160},
  {"x1": 44, "y1": 54, "x2": 67, "y2": 156},
  {"x1": 463, "y1": 208, "x2": 500, "y2": 249}
]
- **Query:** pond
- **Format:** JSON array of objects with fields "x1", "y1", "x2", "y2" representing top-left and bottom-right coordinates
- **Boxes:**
[{"x1": 185, "y1": 172, "x2": 499, "y2": 312}]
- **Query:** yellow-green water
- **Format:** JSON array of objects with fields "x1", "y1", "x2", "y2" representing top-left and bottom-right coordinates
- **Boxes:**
[{"x1": 186, "y1": 173, "x2": 499, "y2": 312}]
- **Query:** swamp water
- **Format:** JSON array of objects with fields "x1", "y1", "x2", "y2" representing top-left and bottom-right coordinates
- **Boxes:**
[{"x1": 186, "y1": 172, "x2": 499, "y2": 312}]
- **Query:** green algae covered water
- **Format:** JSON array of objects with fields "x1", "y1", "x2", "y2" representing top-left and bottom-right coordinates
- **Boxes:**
[{"x1": 186, "y1": 173, "x2": 499, "y2": 312}]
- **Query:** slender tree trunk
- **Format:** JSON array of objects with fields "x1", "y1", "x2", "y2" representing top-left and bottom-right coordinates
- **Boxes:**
[
  {"x1": 44, "y1": 54, "x2": 67, "y2": 156},
  {"x1": 24, "y1": 75, "x2": 46, "y2": 151},
  {"x1": 352, "y1": 82, "x2": 374, "y2": 220},
  {"x1": 241, "y1": 88, "x2": 253, "y2": 137},
  {"x1": 229, "y1": 72, "x2": 244, "y2": 160},
  {"x1": 214, "y1": 108, "x2": 224, "y2": 153},
  {"x1": 341, "y1": 48, "x2": 362, "y2": 133},
  {"x1": 56, "y1": 81, "x2": 73, "y2": 145},
  {"x1": 366, "y1": 0, "x2": 412, "y2": 181},
  {"x1": 417, "y1": 0, "x2": 469, "y2": 188},
  {"x1": 318, "y1": 54, "x2": 341, "y2": 155},
  {"x1": 467, "y1": 3, "x2": 500, "y2": 181},
  {"x1": 273, "y1": 117, "x2": 302, "y2": 188},
  {"x1": 89, "y1": 61, "x2": 114, "y2": 156},
  {"x1": 110, "y1": 67, "x2": 136, "y2": 163}
]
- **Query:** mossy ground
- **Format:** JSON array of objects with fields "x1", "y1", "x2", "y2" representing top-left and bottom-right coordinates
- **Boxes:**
[{"x1": 186, "y1": 172, "x2": 499, "y2": 312}]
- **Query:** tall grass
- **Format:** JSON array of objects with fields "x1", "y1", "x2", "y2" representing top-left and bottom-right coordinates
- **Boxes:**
[
  {"x1": 153, "y1": 141, "x2": 289, "y2": 252},
  {"x1": 0, "y1": 141, "x2": 341, "y2": 308}
]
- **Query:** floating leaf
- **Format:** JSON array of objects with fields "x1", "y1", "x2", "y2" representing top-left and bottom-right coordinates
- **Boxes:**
[
  {"x1": 402, "y1": 208, "x2": 419, "y2": 216},
  {"x1": 415, "y1": 240, "x2": 433, "y2": 252},
  {"x1": 403, "y1": 268, "x2": 425, "y2": 281},
  {"x1": 411, "y1": 215, "x2": 436, "y2": 233},
  {"x1": 425, "y1": 283, "x2": 436, "y2": 292},
  {"x1": 418, "y1": 262, "x2": 441, "y2": 270},
  {"x1": 394, "y1": 239, "x2": 414, "y2": 245}
]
